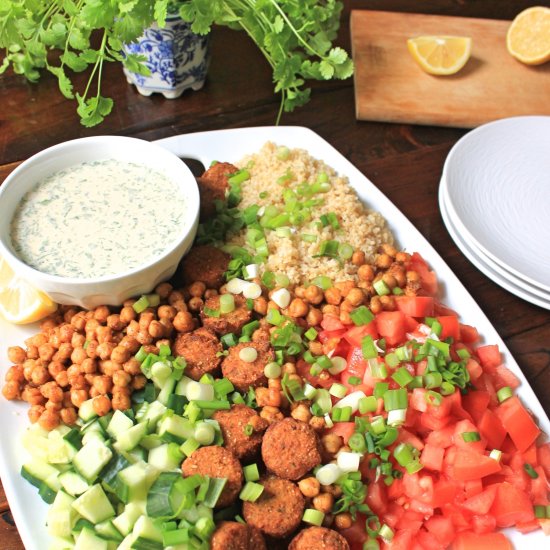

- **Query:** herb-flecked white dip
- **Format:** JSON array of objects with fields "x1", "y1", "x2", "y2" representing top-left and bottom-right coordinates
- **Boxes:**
[{"x1": 10, "y1": 159, "x2": 187, "y2": 278}]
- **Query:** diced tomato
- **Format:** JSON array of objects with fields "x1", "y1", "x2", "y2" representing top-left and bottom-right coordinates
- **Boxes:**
[
  {"x1": 521, "y1": 443, "x2": 538, "y2": 465},
  {"x1": 408, "y1": 252, "x2": 438, "y2": 296},
  {"x1": 452, "y1": 531, "x2": 512, "y2": 550},
  {"x1": 325, "y1": 421, "x2": 355, "y2": 445},
  {"x1": 410, "y1": 388, "x2": 428, "y2": 412},
  {"x1": 320, "y1": 315, "x2": 346, "y2": 331},
  {"x1": 490, "y1": 481, "x2": 535, "y2": 527},
  {"x1": 421, "y1": 413, "x2": 451, "y2": 431},
  {"x1": 416, "y1": 528, "x2": 446, "y2": 550},
  {"x1": 375, "y1": 311, "x2": 406, "y2": 346},
  {"x1": 537, "y1": 442, "x2": 550, "y2": 478},
  {"x1": 397, "y1": 428, "x2": 424, "y2": 451},
  {"x1": 470, "y1": 514, "x2": 497, "y2": 534},
  {"x1": 395, "y1": 295, "x2": 434, "y2": 317},
  {"x1": 446, "y1": 389, "x2": 473, "y2": 422},
  {"x1": 515, "y1": 519, "x2": 541, "y2": 533},
  {"x1": 492, "y1": 364, "x2": 521, "y2": 390},
  {"x1": 451, "y1": 449, "x2": 502, "y2": 481},
  {"x1": 403, "y1": 473, "x2": 434, "y2": 504},
  {"x1": 453, "y1": 419, "x2": 486, "y2": 453},
  {"x1": 437, "y1": 315, "x2": 460, "y2": 341},
  {"x1": 395, "y1": 509, "x2": 424, "y2": 532},
  {"x1": 420, "y1": 444, "x2": 445, "y2": 471},
  {"x1": 476, "y1": 345, "x2": 501, "y2": 371},
  {"x1": 462, "y1": 391, "x2": 491, "y2": 423},
  {"x1": 342, "y1": 347, "x2": 374, "y2": 394},
  {"x1": 459, "y1": 324, "x2": 480, "y2": 344},
  {"x1": 339, "y1": 518, "x2": 367, "y2": 550},
  {"x1": 463, "y1": 478, "x2": 483, "y2": 498},
  {"x1": 426, "y1": 424, "x2": 456, "y2": 449},
  {"x1": 441, "y1": 503, "x2": 471, "y2": 531},
  {"x1": 540, "y1": 519, "x2": 550, "y2": 536},
  {"x1": 295, "y1": 359, "x2": 334, "y2": 389},
  {"x1": 345, "y1": 346, "x2": 367, "y2": 379},
  {"x1": 496, "y1": 396, "x2": 541, "y2": 453},
  {"x1": 465, "y1": 358, "x2": 483, "y2": 382},
  {"x1": 366, "y1": 480, "x2": 388, "y2": 516},
  {"x1": 478, "y1": 409, "x2": 507, "y2": 450},
  {"x1": 530, "y1": 466, "x2": 549, "y2": 504},
  {"x1": 317, "y1": 328, "x2": 347, "y2": 344},
  {"x1": 383, "y1": 528, "x2": 415, "y2": 550},
  {"x1": 404, "y1": 315, "x2": 420, "y2": 332},
  {"x1": 425, "y1": 516, "x2": 455, "y2": 548},
  {"x1": 342, "y1": 323, "x2": 378, "y2": 347},
  {"x1": 460, "y1": 484, "x2": 497, "y2": 515},
  {"x1": 432, "y1": 477, "x2": 459, "y2": 508}
]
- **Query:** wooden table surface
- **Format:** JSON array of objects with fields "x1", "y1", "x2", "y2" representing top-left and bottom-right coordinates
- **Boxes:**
[{"x1": 1, "y1": 1, "x2": 548, "y2": 548}]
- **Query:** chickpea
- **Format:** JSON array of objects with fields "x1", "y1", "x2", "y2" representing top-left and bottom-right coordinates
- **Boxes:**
[
  {"x1": 268, "y1": 378, "x2": 282, "y2": 390},
  {"x1": 70, "y1": 347, "x2": 87, "y2": 365},
  {"x1": 62, "y1": 308, "x2": 78, "y2": 324},
  {"x1": 23, "y1": 363, "x2": 34, "y2": 383},
  {"x1": 66, "y1": 364, "x2": 81, "y2": 378},
  {"x1": 396, "y1": 251, "x2": 411, "y2": 263},
  {"x1": 40, "y1": 318, "x2": 57, "y2": 333},
  {"x1": 123, "y1": 359, "x2": 142, "y2": 375},
  {"x1": 380, "y1": 273, "x2": 397, "y2": 290},
  {"x1": 306, "y1": 307, "x2": 323, "y2": 326},
  {"x1": 119, "y1": 336, "x2": 140, "y2": 354},
  {"x1": 351, "y1": 250, "x2": 366, "y2": 266},
  {"x1": 304, "y1": 285, "x2": 324, "y2": 305},
  {"x1": 253, "y1": 296, "x2": 268, "y2": 316},
  {"x1": 80, "y1": 358, "x2": 97, "y2": 375},
  {"x1": 93, "y1": 305, "x2": 110, "y2": 324},
  {"x1": 113, "y1": 370, "x2": 131, "y2": 387},
  {"x1": 96, "y1": 342, "x2": 116, "y2": 360},
  {"x1": 49, "y1": 331, "x2": 62, "y2": 349},
  {"x1": 135, "y1": 330, "x2": 153, "y2": 345},
  {"x1": 85, "y1": 318, "x2": 100, "y2": 336},
  {"x1": 380, "y1": 295, "x2": 396, "y2": 311},
  {"x1": 62, "y1": 391, "x2": 73, "y2": 409},
  {"x1": 70, "y1": 389, "x2": 89, "y2": 408},
  {"x1": 346, "y1": 288, "x2": 365, "y2": 307},
  {"x1": 41, "y1": 381, "x2": 63, "y2": 402},
  {"x1": 357, "y1": 264, "x2": 375, "y2": 282},
  {"x1": 298, "y1": 477, "x2": 321, "y2": 498},
  {"x1": 119, "y1": 306, "x2": 136, "y2": 325},
  {"x1": 334, "y1": 513, "x2": 353, "y2": 530},
  {"x1": 23, "y1": 386, "x2": 46, "y2": 405},
  {"x1": 69, "y1": 373, "x2": 88, "y2": 390},
  {"x1": 55, "y1": 371, "x2": 69, "y2": 388},
  {"x1": 340, "y1": 310, "x2": 352, "y2": 325},
  {"x1": 154, "y1": 282, "x2": 172, "y2": 299},
  {"x1": 158, "y1": 305, "x2": 177, "y2": 320},
  {"x1": 282, "y1": 362, "x2": 296, "y2": 375},
  {"x1": 92, "y1": 395, "x2": 112, "y2": 416},
  {"x1": 324, "y1": 287, "x2": 342, "y2": 306},
  {"x1": 6, "y1": 365, "x2": 25, "y2": 384},
  {"x1": 291, "y1": 403, "x2": 312, "y2": 423},
  {"x1": 132, "y1": 375, "x2": 147, "y2": 390},
  {"x1": 95, "y1": 326, "x2": 113, "y2": 344},
  {"x1": 56, "y1": 343, "x2": 73, "y2": 362},
  {"x1": 7, "y1": 346, "x2": 26, "y2": 364},
  {"x1": 26, "y1": 345, "x2": 39, "y2": 360},
  {"x1": 322, "y1": 304, "x2": 340, "y2": 317},
  {"x1": 188, "y1": 281, "x2": 206, "y2": 298},
  {"x1": 38, "y1": 409, "x2": 60, "y2": 430},
  {"x1": 259, "y1": 406, "x2": 284, "y2": 424},
  {"x1": 391, "y1": 269, "x2": 407, "y2": 288},
  {"x1": 60, "y1": 407, "x2": 78, "y2": 425},
  {"x1": 173, "y1": 311, "x2": 194, "y2": 333},
  {"x1": 148, "y1": 320, "x2": 165, "y2": 339},
  {"x1": 294, "y1": 286, "x2": 306, "y2": 299},
  {"x1": 369, "y1": 296, "x2": 383, "y2": 315},
  {"x1": 70, "y1": 312, "x2": 87, "y2": 332},
  {"x1": 288, "y1": 298, "x2": 308, "y2": 318},
  {"x1": 255, "y1": 387, "x2": 281, "y2": 408},
  {"x1": 2, "y1": 380, "x2": 20, "y2": 400},
  {"x1": 313, "y1": 492, "x2": 334, "y2": 514},
  {"x1": 112, "y1": 392, "x2": 131, "y2": 411},
  {"x1": 375, "y1": 253, "x2": 393, "y2": 270},
  {"x1": 308, "y1": 341, "x2": 323, "y2": 356},
  {"x1": 101, "y1": 360, "x2": 123, "y2": 377},
  {"x1": 31, "y1": 366, "x2": 50, "y2": 386},
  {"x1": 27, "y1": 333, "x2": 48, "y2": 348},
  {"x1": 45, "y1": 399, "x2": 62, "y2": 412},
  {"x1": 309, "y1": 416, "x2": 326, "y2": 431},
  {"x1": 187, "y1": 297, "x2": 203, "y2": 312},
  {"x1": 71, "y1": 333, "x2": 86, "y2": 349},
  {"x1": 28, "y1": 404, "x2": 45, "y2": 424},
  {"x1": 322, "y1": 433, "x2": 343, "y2": 455},
  {"x1": 84, "y1": 339, "x2": 99, "y2": 359},
  {"x1": 93, "y1": 375, "x2": 113, "y2": 395}
]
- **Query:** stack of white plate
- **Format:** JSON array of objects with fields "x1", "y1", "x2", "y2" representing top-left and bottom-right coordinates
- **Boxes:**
[{"x1": 439, "y1": 116, "x2": 550, "y2": 310}]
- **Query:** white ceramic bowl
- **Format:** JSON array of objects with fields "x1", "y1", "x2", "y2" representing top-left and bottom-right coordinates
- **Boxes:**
[{"x1": 0, "y1": 136, "x2": 199, "y2": 309}]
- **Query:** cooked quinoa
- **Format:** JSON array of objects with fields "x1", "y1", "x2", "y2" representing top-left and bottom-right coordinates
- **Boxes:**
[{"x1": 229, "y1": 142, "x2": 394, "y2": 284}]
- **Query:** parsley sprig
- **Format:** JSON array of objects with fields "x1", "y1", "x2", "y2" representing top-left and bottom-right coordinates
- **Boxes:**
[{"x1": 0, "y1": 0, "x2": 352, "y2": 126}]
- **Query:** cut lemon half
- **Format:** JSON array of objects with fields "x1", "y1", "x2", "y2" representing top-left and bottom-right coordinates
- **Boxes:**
[
  {"x1": 407, "y1": 36, "x2": 472, "y2": 75},
  {"x1": 0, "y1": 256, "x2": 57, "y2": 324},
  {"x1": 506, "y1": 6, "x2": 550, "y2": 66}
]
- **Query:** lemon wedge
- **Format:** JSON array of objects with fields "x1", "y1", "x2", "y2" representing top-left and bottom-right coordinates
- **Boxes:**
[
  {"x1": 407, "y1": 36, "x2": 472, "y2": 75},
  {"x1": 0, "y1": 256, "x2": 57, "y2": 324},
  {"x1": 506, "y1": 6, "x2": 550, "y2": 66}
]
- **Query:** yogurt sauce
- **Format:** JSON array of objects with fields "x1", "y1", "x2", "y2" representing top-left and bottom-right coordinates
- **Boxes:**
[{"x1": 10, "y1": 159, "x2": 187, "y2": 278}]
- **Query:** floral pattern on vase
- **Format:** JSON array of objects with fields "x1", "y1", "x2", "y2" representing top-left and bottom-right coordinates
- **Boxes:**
[{"x1": 123, "y1": 16, "x2": 210, "y2": 99}]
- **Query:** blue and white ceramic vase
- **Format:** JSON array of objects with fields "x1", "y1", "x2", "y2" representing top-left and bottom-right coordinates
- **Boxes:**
[{"x1": 123, "y1": 15, "x2": 210, "y2": 99}]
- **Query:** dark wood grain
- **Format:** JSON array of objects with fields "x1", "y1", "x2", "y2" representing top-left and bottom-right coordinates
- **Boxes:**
[{"x1": 0, "y1": 1, "x2": 548, "y2": 548}]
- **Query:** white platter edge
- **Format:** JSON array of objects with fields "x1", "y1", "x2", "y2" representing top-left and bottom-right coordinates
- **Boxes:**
[{"x1": 0, "y1": 125, "x2": 547, "y2": 550}]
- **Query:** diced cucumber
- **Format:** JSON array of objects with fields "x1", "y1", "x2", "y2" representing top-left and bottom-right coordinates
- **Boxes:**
[
  {"x1": 116, "y1": 533, "x2": 137, "y2": 550},
  {"x1": 73, "y1": 438, "x2": 113, "y2": 482},
  {"x1": 107, "y1": 410, "x2": 135, "y2": 439},
  {"x1": 131, "y1": 516, "x2": 163, "y2": 548},
  {"x1": 47, "y1": 536, "x2": 74, "y2": 550},
  {"x1": 72, "y1": 518, "x2": 95, "y2": 534},
  {"x1": 21, "y1": 429, "x2": 50, "y2": 461},
  {"x1": 51, "y1": 424, "x2": 72, "y2": 438},
  {"x1": 72, "y1": 484, "x2": 115, "y2": 524},
  {"x1": 116, "y1": 461, "x2": 159, "y2": 504},
  {"x1": 148, "y1": 443, "x2": 183, "y2": 472},
  {"x1": 157, "y1": 415, "x2": 194, "y2": 444},
  {"x1": 98, "y1": 411, "x2": 115, "y2": 431},
  {"x1": 81, "y1": 429, "x2": 107, "y2": 447},
  {"x1": 47, "y1": 431, "x2": 77, "y2": 464},
  {"x1": 95, "y1": 519, "x2": 124, "y2": 542},
  {"x1": 74, "y1": 526, "x2": 108, "y2": 550},
  {"x1": 47, "y1": 491, "x2": 77, "y2": 539},
  {"x1": 127, "y1": 446, "x2": 148, "y2": 463},
  {"x1": 100, "y1": 453, "x2": 131, "y2": 488},
  {"x1": 39, "y1": 481, "x2": 57, "y2": 504},
  {"x1": 21, "y1": 458, "x2": 59, "y2": 490},
  {"x1": 112, "y1": 502, "x2": 144, "y2": 537},
  {"x1": 139, "y1": 401, "x2": 167, "y2": 430},
  {"x1": 139, "y1": 434, "x2": 163, "y2": 450},
  {"x1": 63, "y1": 428, "x2": 83, "y2": 451},
  {"x1": 113, "y1": 422, "x2": 148, "y2": 452},
  {"x1": 59, "y1": 471, "x2": 90, "y2": 497},
  {"x1": 81, "y1": 418, "x2": 105, "y2": 435},
  {"x1": 78, "y1": 399, "x2": 98, "y2": 422}
]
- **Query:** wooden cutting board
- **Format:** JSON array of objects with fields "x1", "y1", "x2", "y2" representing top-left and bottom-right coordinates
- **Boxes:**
[{"x1": 350, "y1": 10, "x2": 550, "y2": 128}]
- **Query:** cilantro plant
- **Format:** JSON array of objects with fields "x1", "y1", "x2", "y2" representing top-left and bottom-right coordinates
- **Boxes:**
[{"x1": 0, "y1": 0, "x2": 353, "y2": 127}]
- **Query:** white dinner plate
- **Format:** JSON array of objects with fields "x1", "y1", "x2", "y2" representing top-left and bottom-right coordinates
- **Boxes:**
[
  {"x1": 441, "y1": 116, "x2": 550, "y2": 293},
  {"x1": 439, "y1": 187, "x2": 550, "y2": 310},
  {"x1": 1, "y1": 126, "x2": 549, "y2": 550}
]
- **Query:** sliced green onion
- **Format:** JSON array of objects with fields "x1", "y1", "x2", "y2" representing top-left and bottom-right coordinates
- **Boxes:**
[
  {"x1": 339, "y1": 243, "x2": 353, "y2": 260},
  {"x1": 219, "y1": 294, "x2": 235, "y2": 314},
  {"x1": 534, "y1": 505, "x2": 547, "y2": 519},
  {"x1": 392, "y1": 367, "x2": 414, "y2": 387},
  {"x1": 275, "y1": 226, "x2": 291, "y2": 238},
  {"x1": 359, "y1": 396, "x2": 378, "y2": 414},
  {"x1": 203, "y1": 306, "x2": 220, "y2": 318},
  {"x1": 261, "y1": 271, "x2": 276, "y2": 289},
  {"x1": 379, "y1": 524, "x2": 394, "y2": 542},
  {"x1": 348, "y1": 376, "x2": 361, "y2": 386},
  {"x1": 276, "y1": 146, "x2": 290, "y2": 160},
  {"x1": 457, "y1": 348, "x2": 471, "y2": 359},
  {"x1": 364, "y1": 538, "x2": 380, "y2": 550},
  {"x1": 497, "y1": 386, "x2": 513, "y2": 403},
  {"x1": 374, "y1": 382, "x2": 389, "y2": 399},
  {"x1": 310, "y1": 276, "x2": 332, "y2": 290},
  {"x1": 304, "y1": 327, "x2": 318, "y2": 341},
  {"x1": 228, "y1": 169, "x2": 250, "y2": 185},
  {"x1": 302, "y1": 508, "x2": 325, "y2": 526},
  {"x1": 133, "y1": 295, "x2": 149, "y2": 314},
  {"x1": 373, "y1": 279, "x2": 390, "y2": 296},
  {"x1": 383, "y1": 389, "x2": 408, "y2": 411},
  {"x1": 329, "y1": 383, "x2": 348, "y2": 399},
  {"x1": 264, "y1": 362, "x2": 281, "y2": 379},
  {"x1": 239, "y1": 481, "x2": 264, "y2": 502},
  {"x1": 275, "y1": 273, "x2": 290, "y2": 288},
  {"x1": 310, "y1": 364, "x2": 323, "y2": 377},
  {"x1": 524, "y1": 463, "x2": 539, "y2": 479},
  {"x1": 180, "y1": 437, "x2": 200, "y2": 457},
  {"x1": 489, "y1": 449, "x2": 502, "y2": 462},
  {"x1": 369, "y1": 359, "x2": 388, "y2": 380},
  {"x1": 405, "y1": 459, "x2": 424, "y2": 474},
  {"x1": 213, "y1": 378, "x2": 234, "y2": 398},
  {"x1": 370, "y1": 415, "x2": 386, "y2": 435},
  {"x1": 361, "y1": 335, "x2": 378, "y2": 360},
  {"x1": 301, "y1": 233, "x2": 317, "y2": 243},
  {"x1": 194, "y1": 422, "x2": 216, "y2": 445},
  {"x1": 348, "y1": 433, "x2": 367, "y2": 453},
  {"x1": 316, "y1": 355, "x2": 333, "y2": 370},
  {"x1": 243, "y1": 464, "x2": 260, "y2": 482},
  {"x1": 393, "y1": 443, "x2": 414, "y2": 467},
  {"x1": 193, "y1": 400, "x2": 231, "y2": 410},
  {"x1": 425, "y1": 390, "x2": 442, "y2": 406},
  {"x1": 350, "y1": 306, "x2": 374, "y2": 326},
  {"x1": 319, "y1": 239, "x2": 340, "y2": 257},
  {"x1": 387, "y1": 409, "x2": 407, "y2": 427},
  {"x1": 424, "y1": 371, "x2": 443, "y2": 389},
  {"x1": 329, "y1": 356, "x2": 347, "y2": 375},
  {"x1": 440, "y1": 381, "x2": 455, "y2": 395}
]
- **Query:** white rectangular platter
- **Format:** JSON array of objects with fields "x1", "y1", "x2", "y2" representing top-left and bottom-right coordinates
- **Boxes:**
[{"x1": 1, "y1": 126, "x2": 548, "y2": 549}]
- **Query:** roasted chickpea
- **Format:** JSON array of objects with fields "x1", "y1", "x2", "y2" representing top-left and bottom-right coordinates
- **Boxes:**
[
  {"x1": 291, "y1": 403, "x2": 312, "y2": 423},
  {"x1": 41, "y1": 381, "x2": 64, "y2": 402},
  {"x1": 96, "y1": 342, "x2": 116, "y2": 360},
  {"x1": 5, "y1": 365, "x2": 25, "y2": 384},
  {"x1": 56, "y1": 342, "x2": 73, "y2": 361},
  {"x1": 85, "y1": 339, "x2": 99, "y2": 359},
  {"x1": 288, "y1": 298, "x2": 308, "y2": 318},
  {"x1": 168, "y1": 290, "x2": 185, "y2": 304},
  {"x1": 334, "y1": 513, "x2": 353, "y2": 530},
  {"x1": 173, "y1": 311, "x2": 194, "y2": 333},
  {"x1": 204, "y1": 289, "x2": 218, "y2": 299},
  {"x1": 357, "y1": 264, "x2": 375, "y2": 282},
  {"x1": 55, "y1": 371, "x2": 69, "y2": 388},
  {"x1": 45, "y1": 399, "x2": 62, "y2": 412},
  {"x1": 71, "y1": 333, "x2": 86, "y2": 349},
  {"x1": 119, "y1": 306, "x2": 136, "y2": 325},
  {"x1": 158, "y1": 305, "x2": 177, "y2": 320},
  {"x1": 95, "y1": 326, "x2": 113, "y2": 344},
  {"x1": 60, "y1": 407, "x2": 78, "y2": 425},
  {"x1": 294, "y1": 286, "x2": 306, "y2": 299},
  {"x1": 93, "y1": 305, "x2": 110, "y2": 324},
  {"x1": 308, "y1": 341, "x2": 323, "y2": 356},
  {"x1": 70, "y1": 389, "x2": 88, "y2": 408},
  {"x1": 93, "y1": 375, "x2": 113, "y2": 395},
  {"x1": 379, "y1": 295, "x2": 396, "y2": 311},
  {"x1": 27, "y1": 333, "x2": 48, "y2": 348},
  {"x1": 322, "y1": 433, "x2": 343, "y2": 455},
  {"x1": 304, "y1": 284, "x2": 324, "y2": 305},
  {"x1": 92, "y1": 395, "x2": 112, "y2": 416},
  {"x1": 131, "y1": 375, "x2": 147, "y2": 390},
  {"x1": 313, "y1": 492, "x2": 334, "y2": 514},
  {"x1": 80, "y1": 358, "x2": 97, "y2": 375},
  {"x1": 259, "y1": 406, "x2": 284, "y2": 424},
  {"x1": 70, "y1": 347, "x2": 87, "y2": 365},
  {"x1": 31, "y1": 366, "x2": 50, "y2": 386},
  {"x1": 23, "y1": 386, "x2": 46, "y2": 405},
  {"x1": 351, "y1": 250, "x2": 366, "y2": 266},
  {"x1": 113, "y1": 370, "x2": 132, "y2": 387},
  {"x1": 7, "y1": 346, "x2": 26, "y2": 364},
  {"x1": 112, "y1": 392, "x2": 131, "y2": 411},
  {"x1": 324, "y1": 287, "x2": 342, "y2": 305},
  {"x1": 154, "y1": 282, "x2": 172, "y2": 299},
  {"x1": 253, "y1": 296, "x2": 268, "y2": 316},
  {"x1": 148, "y1": 320, "x2": 165, "y2": 338},
  {"x1": 369, "y1": 296, "x2": 383, "y2": 315},
  {"x1": 346, "y1": 288, "x2": 364, "y2": 307},
  {"x1": 187, "y1": 297, "x2": 203, "y2": 312},
  {"x1": 188, "y1": 281, "x2": 206, "y2": 298},
  {"x1": 70, "y1": 312, "x2": 87, "y2": 332},
  {"x1": 306, "y1": 307, "x2": 323, "y2": 326},
  {"x1": 298, "y1": 477, "x2": 321, "y2": 498},
  {"x1": 309, "y1": 416, "x2": 326, "y2": 431},
  {"x1": 38, "y1": 409, "x2": 60, "y2": 430},
  {"x1": 100, "y1": 360, "x2": 123, "y2": 377},
  {"x1": 396, "y1": 251, "x2": 411, "y2": 263},
  {"x1": 119, "y1": 336, "x2": 140, "y2": 354},
  {"x1": 282, "y1": 362, "x2": 296, "y2": 375},
  {"x1": 322, "y1": 304, "x2": 340, "y2": 317},
  {"x1": 28, "y1": 404, "x2": 45, "y2": 424},
  {"x1": 26, "y1": 345, "x2": 39, "y2": 360},
  {"x1": 123, "y1": 359, "x2": 141, "y2": 375},
  {"x1": 2, "y1": 381, "x2": 20, "y2": 400},
  {"x1": 375, "y1": 253, "x2": 393, "y2": 270}
]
